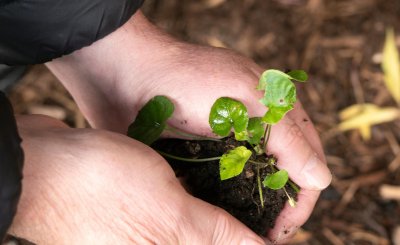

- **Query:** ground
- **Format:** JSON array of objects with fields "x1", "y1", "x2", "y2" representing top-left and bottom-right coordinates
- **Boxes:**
[{"x1": 5, "y1": 0, "x2": 400, "y2": 244}]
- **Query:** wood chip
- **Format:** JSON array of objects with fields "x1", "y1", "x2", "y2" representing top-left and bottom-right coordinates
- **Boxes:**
[
  {"x1": 206, "y1": 36, "x2": 227, "y2": 48},
  {"x1": 380, "y1": 184, "x2": 400, "y2": 200},
  {"x1": 322, "y1": 228, "x2": 345, "y2": 245},
  {"x1": 204, "y1": 0, "x2": 225, "y2": 8},
  {"x1": 321, "y1": 36, "x2": 364, "y2": 48},
  {"x1": 392, "y1": 226, "x2": 400, "y2": 245},
  {"x1": 27, "y1": 105, "x2": 67, "y2": 120},
  {"x1": 288, "y1": 228, "x2": 312, "y2": 244},
  {"x1": 388, "y1": 154, "x2": 400, "y2": 172},
  {"x1": 351, "y1": 231, "x2": 389, "y2": 245},
  {"x1": 334, "y1": 181, "x2": 359, "y2": 215}
]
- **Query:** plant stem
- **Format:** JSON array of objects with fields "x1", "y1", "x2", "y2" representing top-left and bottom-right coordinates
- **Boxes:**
[
  {"x1": 287, "y1": 179, "x2": 300, "y2": 193},
  {"x1": 164, "y1": 125, "x2": 220, "y2": 142},
  {"x1": 248, "y1": 159, "x2": 270, "y2": 168},
  {"x1": 256, "y1": 165, "x2": 265, "y2": 209},
  {"x1": 283, "y1": 187, "x2": 297, "y2": 207},
  {"x1": 262, "y1": 124, "x2": 272, "y2": 150},
  {"x1": 157, "y1": 150, "x2": 221, "y2": 162}
]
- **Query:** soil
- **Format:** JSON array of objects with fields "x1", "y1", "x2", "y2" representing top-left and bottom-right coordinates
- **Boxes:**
[{"x1": 153, "y1": 137, "x2": 296, "y2": 236}]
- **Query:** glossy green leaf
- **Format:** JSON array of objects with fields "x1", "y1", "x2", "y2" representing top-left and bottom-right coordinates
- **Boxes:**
[
  {"x1": 220, "y1": 146, "x2": 252, "y2": 180},
  {"x1": 127, "y1": 96, "x2": 174, "y2": 145},
  {"x1": 247, "y1": 117, "x2": 265, "y2": 145},
  {"x1": 263, "y1": 169, "x2": 289, "y2": 190},
  {"x1": 209, "y1": 97, "x2": 249, "y2": 137},
  {"x1": 287, "y1": 70, "x2": 308, "y2": 82}
]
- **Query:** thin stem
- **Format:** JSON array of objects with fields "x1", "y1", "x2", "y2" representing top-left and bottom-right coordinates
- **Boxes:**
[
  {"x1": 283, "y1": 187, "x2": 297, "y2": 207},
  {"x1": 248, "y1": 159, "x2": 270, "y2": 168},
  {"x1": 287, "y1": 179, "x2": 300, "y2": 193},
  {"x1": 256, "y1": 165, "x2": 265, "y2": 209},
  {"x1": 157, "y1": 150, "x2": 221, "y2": 162},
  {"x1": 165, "y1": 125, "x2": 220, "y2": 142},
  {"x1": 262, "y1": 124, "x2": 272, "y2": 150}
]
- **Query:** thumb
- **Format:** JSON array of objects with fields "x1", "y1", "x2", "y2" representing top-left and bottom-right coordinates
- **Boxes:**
[
  {"x1": 185, "y1": 197, "x2": 268, "y2": 245},
  {"x1": 268, "y1": 115, "x2": 331, "y2": 190}
]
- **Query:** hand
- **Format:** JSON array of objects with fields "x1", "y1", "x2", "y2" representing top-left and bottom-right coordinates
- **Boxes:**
[
  {"x1": 47, "y1": 11, "x2": 332, "y2": 243},
  {"x1": 10, "y1": 115, "x2": 265, "y2": 244}
]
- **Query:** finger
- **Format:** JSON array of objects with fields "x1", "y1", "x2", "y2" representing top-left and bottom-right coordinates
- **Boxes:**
[
  {"x1": 186, "y1": 196, "x2": 268, "y2": 245},
  {"x1": 268, "y1": 189, "x2": 320, "y2": 243},
  {"x1": 287, "y1": 101, "x2": 325, "y2": 162},
  {"x1": 267, "y1": 115, "x2": 332, "y2": 191}
]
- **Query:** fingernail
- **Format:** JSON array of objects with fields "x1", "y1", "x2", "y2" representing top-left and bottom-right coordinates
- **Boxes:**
[
  {"x1": 300, "y1": 153, "x2": 332, "y2": 190},
  {"x1": 275, "y1": 226, "x2": 298, "y2": 243}
]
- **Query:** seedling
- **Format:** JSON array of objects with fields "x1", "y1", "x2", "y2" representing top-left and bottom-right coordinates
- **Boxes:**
[{"x1": 127, "y1": 69, "x2": 307, "y2": 208}]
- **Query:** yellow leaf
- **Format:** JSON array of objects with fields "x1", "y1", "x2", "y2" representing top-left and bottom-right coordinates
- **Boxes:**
[
  {"x1": 338, "y1": 104, "x2": 400, "y2": 140},
  {"x1": 359, "y1": 124, "x2": 371, "y2": 141},
  {"x1": 382, "y1": 28, "x2": 400, "y2": 104},
  {"x1": 339, "y1": 103, "x2": 378, "y2": 120}
]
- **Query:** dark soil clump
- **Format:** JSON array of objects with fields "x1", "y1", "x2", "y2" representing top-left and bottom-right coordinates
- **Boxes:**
[{"x1": 154, "y1": 137, "x2": 296, "y2": 236}]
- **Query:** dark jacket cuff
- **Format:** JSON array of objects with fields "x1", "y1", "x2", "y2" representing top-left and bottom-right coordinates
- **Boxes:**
[
  {"x1": 0, "y1": 0, "x2": 144, "y2": 65},
  {"x1": 0, "y1": 91, "x2": 24, "y2": 242}
]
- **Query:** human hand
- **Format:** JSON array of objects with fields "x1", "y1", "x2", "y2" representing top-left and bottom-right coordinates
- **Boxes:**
[
  {"x1": 47, "y1": 11, "x2": 331, "y2": 243},
  {"x1": 122, "y1": 46, "x2": 332, "y2": 244},
  {"x1": 10, "y1": 115, "x2": 265, "y2": 244}
]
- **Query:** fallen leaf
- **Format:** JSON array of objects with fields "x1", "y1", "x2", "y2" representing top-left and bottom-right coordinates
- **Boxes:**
[
  {"x1": 382, "y1": 28, "x2": 400, "y2": 104},
  {"x1": 338, "y1": 103, "x2": 400, "y2": 140}
]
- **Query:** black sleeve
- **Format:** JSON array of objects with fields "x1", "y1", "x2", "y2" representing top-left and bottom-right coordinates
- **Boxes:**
[
  {"x1": 0, "y1": 91, "x2": 24, "y2": 242},
  {"x1": 0, "y1": 0, "x2": 144, "y2": 65}
]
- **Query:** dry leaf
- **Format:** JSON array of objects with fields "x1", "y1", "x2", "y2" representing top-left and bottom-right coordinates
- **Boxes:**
[
  {"x1": 338, "y1": 103, "x2": 400, "y2": 140},
  {"x1": 382, "y1": 28, "x2": 400, "y2": 104}
]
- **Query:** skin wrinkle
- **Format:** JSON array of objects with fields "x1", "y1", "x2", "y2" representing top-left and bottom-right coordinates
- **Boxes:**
[
  {"x1": 116, "y1": 203, "x2": 156, "y2": 244},
  {"x1": 211, "y1": 211, "x2": 231, "y2": 245}
]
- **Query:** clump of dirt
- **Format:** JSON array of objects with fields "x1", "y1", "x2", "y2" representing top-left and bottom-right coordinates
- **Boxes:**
[{"x1": 154, "y1": 137, "x2": 296, "y2": 236}]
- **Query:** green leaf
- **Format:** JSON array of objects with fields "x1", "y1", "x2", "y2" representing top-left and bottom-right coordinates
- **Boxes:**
[
  {"x1": 220, "y1": 146, "x2": 252, "y2": 180},
  {"x1": 247, "y1": 117, "x2": 265, "y2": 145},
  {"x1": 287, "y1": 70, "x2": 308, "y2": 82},
  {"x1": 259, "y1": 74, "x2": 296, "y2": 124},
  {"x1": 257, "y1": 69, "x2": 307, "y2": 124},
  {"x1": 259, "y1": 76, "x2": 296, "y2": 108},
  {"x1": 263, "y1": 169, "x2": 289, "y2": 190},
  {"x1": 127, "y1": 96, "x2": 174, "y2": 145},
  {"x1": 262, "y1": 105, "x2": 293, "y2": 124},
  {"x1": 209, "y1": 97, "x2": 249, "y2": 137},
  {"x1": 257, "y1": 69, "x2": 291, "y2": 91},
  {"x1": 234, "y1": 131, "x2": 249, "y2": 141}
]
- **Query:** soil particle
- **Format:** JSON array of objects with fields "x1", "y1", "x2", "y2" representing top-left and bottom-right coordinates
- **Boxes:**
[{"x1": 154, "y1": 137, "x2": 297, "y2": 236}]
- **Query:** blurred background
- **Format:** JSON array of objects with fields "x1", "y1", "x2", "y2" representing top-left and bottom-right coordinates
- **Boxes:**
[{"x1": 3, "y1": 0, "x2": 400, "y2": 244}]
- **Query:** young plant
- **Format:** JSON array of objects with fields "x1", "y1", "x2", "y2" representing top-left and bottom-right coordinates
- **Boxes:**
[{"x1": 127, "y1": 69, "x2": 307, "y2": 208}]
